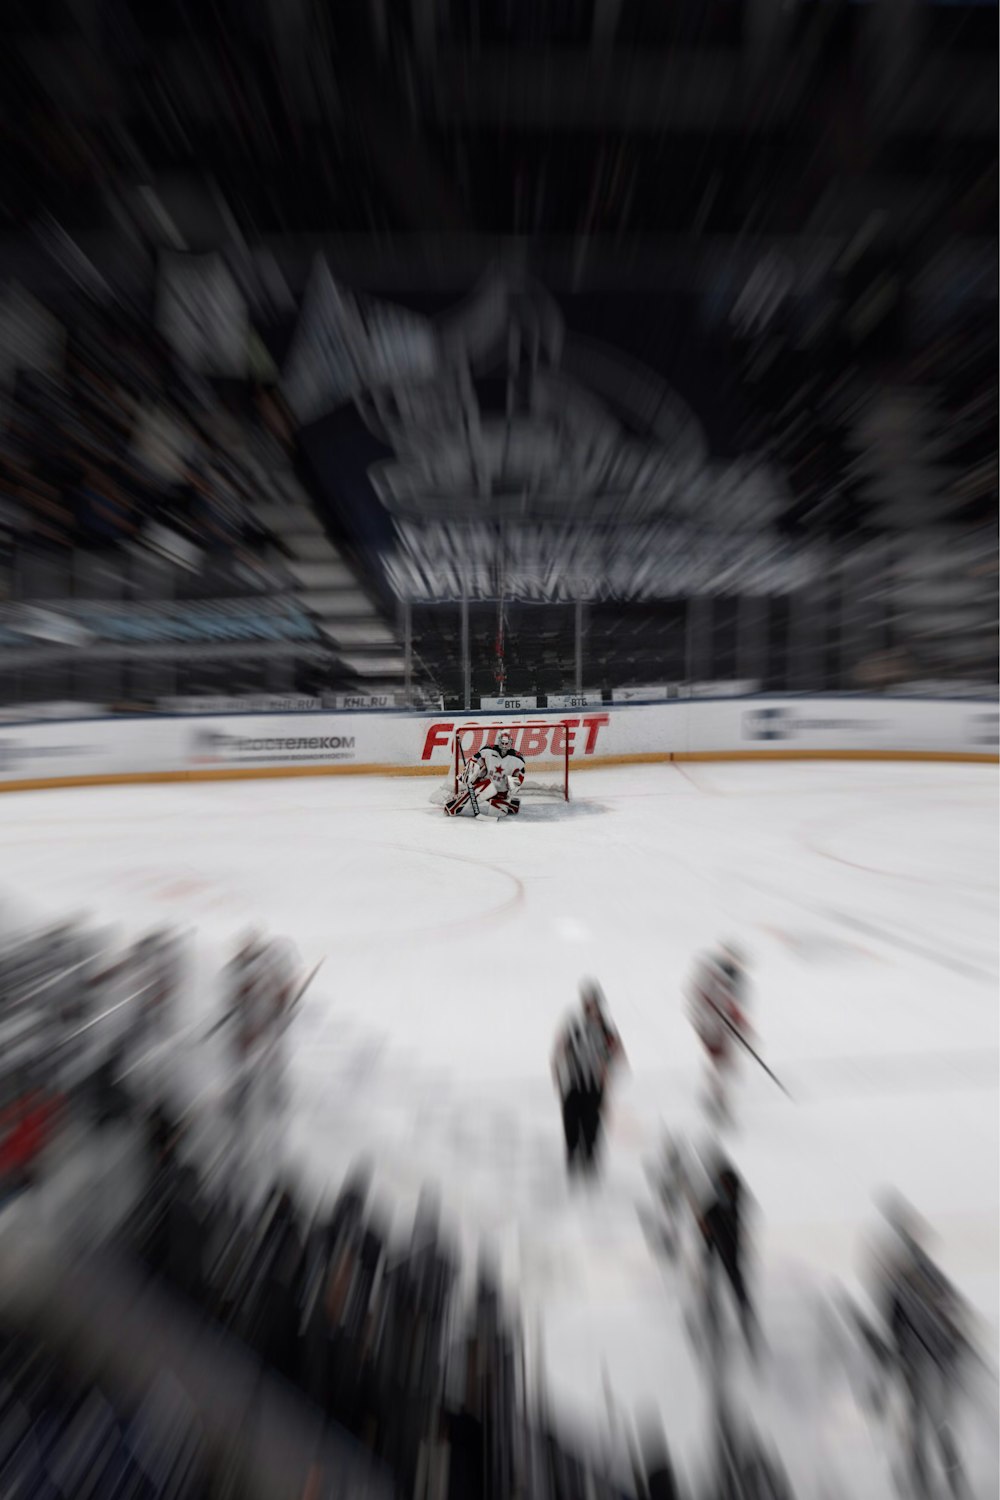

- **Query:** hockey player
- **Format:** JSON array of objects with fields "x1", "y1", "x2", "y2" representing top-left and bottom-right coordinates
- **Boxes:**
[
  {"x1": 698, "y1": 1156, "x2": 758, "y2": 1363},
  {"x1": 551, "y1": 979, "x2": 626, "y2": 1176},
  {"x1": 220, "y1": 930, "x2": 271, "y2": 1120},
  {"x1": 222, "y1": 932, "x2": 310, "y2": 1116},
  {"x1": 868, "y1": 1194, "x2": 972, "y2": 1497},
  {"x1": 444, "y1": 729, "x2": 526, "y2": 817},
  {"x1": 131, "y1": 928, "x2": 182, "y2": 1041},
  {"x1": 686, "y1": 943, "x2": 750, "y2": 1126},
  {"x1": 259, "y1": 935, "x2": 302, "y2": 1108}
]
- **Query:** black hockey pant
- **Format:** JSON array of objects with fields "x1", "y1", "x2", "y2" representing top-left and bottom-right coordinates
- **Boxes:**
[
  {"x1": 704, "y1": 1249, "x2": 757, "y2": 1357},
  {"x1": 562, "y1": 1087, "x2": 603, "y2": 1171},
  {"x1": 901, "y1": 1352, "x2": 966, "y2": 1496}
]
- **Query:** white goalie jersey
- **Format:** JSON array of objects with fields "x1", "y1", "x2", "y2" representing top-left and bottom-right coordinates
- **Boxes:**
[
  {"x1": 464, "y1": 743, "x2": 526, "y2": 798},
  {"x1": 446, "y1": 733, "x2": 527, "y2": 815}
]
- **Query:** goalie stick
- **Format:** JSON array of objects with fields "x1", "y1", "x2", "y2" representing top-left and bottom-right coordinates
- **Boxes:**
[{"x1": 455, "y1": 737, "x2": 481, "y2": 818}]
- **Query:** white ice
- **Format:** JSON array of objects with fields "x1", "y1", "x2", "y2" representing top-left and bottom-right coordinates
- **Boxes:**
[{"x1": 0, "y1": 760, "x2": 997, "y2": 1496}]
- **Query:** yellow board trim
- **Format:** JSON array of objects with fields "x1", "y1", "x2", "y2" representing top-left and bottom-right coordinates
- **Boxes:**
[
  {"x1": 672, "y1": 749, "x2": 999, "y2": 765},
  {"x1": 0, "y1": 746, "x2": 994, "y2": 795}
]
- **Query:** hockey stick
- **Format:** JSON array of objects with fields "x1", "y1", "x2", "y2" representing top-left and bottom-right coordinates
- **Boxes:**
[
  {"x1": 701, "y1": 990, "x2": 792, "y2": 1100},
  {"x1": 242, "y1": 957, "x2": 325, "y2": 1030},
  {"x1": 202, "y1": 1004, "x2": 240, "y2": 1042},
  {"x1": 286, "y1": 957, "x2": 325, "y2": 1016},
  {"x1": 203, "y1": 957, "x2": 325, "y2": 1040},
  {"x1": 602, "y1": 1360, "x2": 648, "y2": 1496}
]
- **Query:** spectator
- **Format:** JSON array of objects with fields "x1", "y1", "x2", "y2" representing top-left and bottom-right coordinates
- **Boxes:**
[
  {"x1": 75, "y1": 468, "x2": 138, "y2": 547},
  {"x1": 20, "y1": 474, "x2": 74, "y2": 552}
]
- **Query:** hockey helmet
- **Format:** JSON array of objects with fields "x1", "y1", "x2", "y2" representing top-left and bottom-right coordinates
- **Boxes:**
[
  {"x1": 236, "y1": 926, "x2": 266, "y2": 958},
  {"x1": 579, "y1": 976, "x2": 606, "y2": 1013},
  {"x1": 720, "y1": 940, "x2": 746, "y2": 970}
]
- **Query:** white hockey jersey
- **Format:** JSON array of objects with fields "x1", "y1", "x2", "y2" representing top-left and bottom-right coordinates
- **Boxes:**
[
  {"x1": 467, "y1": 744, "x2": 526, "y2": 796},
  {"x1": 687, "y1": 949, "x2": 748, "y2": 1057}
]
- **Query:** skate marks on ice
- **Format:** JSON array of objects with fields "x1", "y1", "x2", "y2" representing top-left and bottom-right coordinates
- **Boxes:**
[
  {"x1": 820, "y1": 907, "x2": 996, "y2": 986},
  {"x1": 801, "y1": 797, "x2": 996, "y2": 895},
  {"x1": 427, "y1": 796, "x2": 612, "y2": 823},
  {"x1": 728, "y1": 867, "x2": 998, "y2": 985},
  {"x1": 502, "y1": 797, "x2": 612, "y2": 823},
  {"x1": 755, "y1": 923, "x2": 883, "y2": 966},
  {"x1": 698, "y1": 1042, "x2": 1000, "y2": 1111},
  {"x1": 786, "y1": 1047, "x2": 1000, "y2": 1105}
]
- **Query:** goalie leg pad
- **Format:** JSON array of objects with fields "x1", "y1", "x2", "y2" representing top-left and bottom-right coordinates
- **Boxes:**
[{"x1": 493, "y1": 796, "x2": 520, "y2": 816}]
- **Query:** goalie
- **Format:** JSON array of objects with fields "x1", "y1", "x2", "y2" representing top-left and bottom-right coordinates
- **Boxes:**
[{"x1": 445, "y1": 729, "x2": 526, "y2": 817}]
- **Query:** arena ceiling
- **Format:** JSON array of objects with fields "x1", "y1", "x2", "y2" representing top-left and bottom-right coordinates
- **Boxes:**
[{"x1": 0, "y1": 0, "x2": 995, "y2": 566}]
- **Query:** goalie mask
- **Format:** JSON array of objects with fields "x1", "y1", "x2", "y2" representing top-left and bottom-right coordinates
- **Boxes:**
[{"x1": 496, "y1": 730, "x2": 514, "y2": 754}]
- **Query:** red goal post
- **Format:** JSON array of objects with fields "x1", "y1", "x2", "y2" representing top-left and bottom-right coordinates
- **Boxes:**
[{"x1": 446, "y1": 721, "x2": 573, "y2": 801}]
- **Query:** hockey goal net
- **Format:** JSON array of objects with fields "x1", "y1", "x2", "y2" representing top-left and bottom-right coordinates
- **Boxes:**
[{"x1": 432, "y1": 722, "x2": 572, "y2": 804}]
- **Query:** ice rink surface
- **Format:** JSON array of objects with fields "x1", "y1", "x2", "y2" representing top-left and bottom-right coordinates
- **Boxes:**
[{"x1": 1, "y1": 759, "x2": 997, "y2": 1493}]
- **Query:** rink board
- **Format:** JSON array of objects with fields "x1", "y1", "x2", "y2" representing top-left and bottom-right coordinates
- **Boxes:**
[{"x1": 0, "y1": 697, "x2": 995, "y2": 792}]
